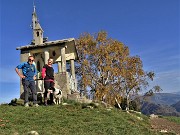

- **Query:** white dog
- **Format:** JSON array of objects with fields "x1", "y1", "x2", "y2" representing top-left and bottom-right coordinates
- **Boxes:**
[{"x1": 53, "y1": 88, "x2": 62, "y2": 105}]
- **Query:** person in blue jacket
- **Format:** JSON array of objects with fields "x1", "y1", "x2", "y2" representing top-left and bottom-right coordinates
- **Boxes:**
[{"x1": 15, "y1": 56, "x2": 38, "y2": 107}]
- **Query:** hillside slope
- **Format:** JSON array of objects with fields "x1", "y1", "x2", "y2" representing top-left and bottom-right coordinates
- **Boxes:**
[
  {"x1": 0, "y1": 103, "x2": 162, "y2": 135},
  {"x1": 171, "y1": 100, "x2": 180, "y2": 112},
  {"x1": 141, "y1": 102, "x2": 180, "y2": 117}
]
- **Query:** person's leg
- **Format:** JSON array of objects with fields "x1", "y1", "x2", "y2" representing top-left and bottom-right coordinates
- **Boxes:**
[
  {"x1": 50, "y1": 81, "x2": 55, "y2": 104},
  {"x1": 29, "y1": 81, "x2": 37, "y2": 105},
  {"x1": 50, "y1": 81, "x2": 55, "y2": 91},
  {"x1": 22, "y1": 80, "x2": 29, "y2": 105},
  {"x1": 44, "y1": 81, "x2": 50, "y2": 105}
]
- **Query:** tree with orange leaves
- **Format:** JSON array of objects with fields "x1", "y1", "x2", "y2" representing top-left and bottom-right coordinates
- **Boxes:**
[{"x1": 76, "y1": 31, "x2": 160, "y2": 110}]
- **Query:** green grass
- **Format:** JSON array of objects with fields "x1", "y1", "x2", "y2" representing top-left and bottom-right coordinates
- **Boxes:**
[{"x1": 0, "y1": 102, "x2": 162, "y2": 135}]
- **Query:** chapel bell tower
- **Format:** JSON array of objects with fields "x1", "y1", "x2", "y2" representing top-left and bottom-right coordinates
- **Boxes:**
[{"x1": 32, "y1": 5, "x2": 43, "y2": 45}]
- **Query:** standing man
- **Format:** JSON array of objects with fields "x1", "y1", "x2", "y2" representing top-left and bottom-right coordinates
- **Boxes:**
[
  {"x1": 15, "y1": 56, "x2": 39, "y2": 107},
  {"x1": 42, "y1": 58, "x2": 55, "y2": 106}
]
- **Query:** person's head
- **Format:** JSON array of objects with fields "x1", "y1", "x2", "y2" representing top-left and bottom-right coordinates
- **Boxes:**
[
  {"x1": 48, "y1": 58, "x2": 53, "y2": 65},
  {"x1": 28, "y1": 56, "x2": 34, "y2": 65}
]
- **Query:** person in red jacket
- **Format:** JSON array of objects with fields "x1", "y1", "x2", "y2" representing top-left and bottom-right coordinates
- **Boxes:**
[{"x1": 42, "y1": 58, "x2": 55, "y2": 106}]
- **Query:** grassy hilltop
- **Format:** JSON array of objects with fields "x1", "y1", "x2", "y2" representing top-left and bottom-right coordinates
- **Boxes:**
[{"x1": 0, "y1": 101, "x2": 179, "y2": 135}]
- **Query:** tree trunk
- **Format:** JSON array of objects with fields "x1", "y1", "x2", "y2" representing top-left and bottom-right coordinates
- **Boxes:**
[
  {"x1": 115, "y1": 97, "x2": 122, "y2": 109},
  {"x1": 126, "y1": 94, "x2": 129, "y2": 111}
]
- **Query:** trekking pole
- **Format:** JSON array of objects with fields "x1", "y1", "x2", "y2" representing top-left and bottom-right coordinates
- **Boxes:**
[{"x1": 42, "y1": 78, "x2": 45, "y2": 95}]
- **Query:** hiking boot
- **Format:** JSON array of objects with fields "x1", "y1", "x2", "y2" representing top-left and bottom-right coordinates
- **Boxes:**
[
  {"x1": 44, "y1": 97, "x2": 48, "y2": 106},
  {"x1": 24, "y1": 103, "x2": 29, "y2": 107},
  {"x1": 44, "y1": 103, "x2": 48, "y2": 106},
  {"x1": 33, "y1": 104, "x2": 39, "y2": 107}
]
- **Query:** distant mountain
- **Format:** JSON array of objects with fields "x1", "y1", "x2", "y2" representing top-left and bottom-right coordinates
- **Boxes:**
[
  {"x1": 144, "y1": 93, "x2": 180, "y2": 105},
  {"x1": 139, "y1": 93, "x2": 180, "y2": 116},
  {"x1": 172, "y1": 91, "x2": 180, "y2": 95},
  {"x1": 141, "y1": 102, "x2": 180, "y2": 117},
  {"x1": 171, "y1": 100, "x2": 180, "y2": 112}
]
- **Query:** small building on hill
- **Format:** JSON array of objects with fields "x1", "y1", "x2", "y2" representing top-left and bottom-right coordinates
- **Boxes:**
[{"x1": 16, "y1": 6, "x2": 79, "y2": 99}]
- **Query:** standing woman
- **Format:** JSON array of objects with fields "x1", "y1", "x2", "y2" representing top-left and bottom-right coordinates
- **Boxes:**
[{"x1": 42, "y1": 58, "x2": 55, "y2": 105}]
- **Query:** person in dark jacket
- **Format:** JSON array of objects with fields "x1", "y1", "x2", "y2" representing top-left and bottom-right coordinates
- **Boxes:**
[
  {"x1": 42, "y1": 58, "x2": 55, "y2": 105},
  {"x1": 15, "y1": 56, "x2": 38, "y2": 107}
]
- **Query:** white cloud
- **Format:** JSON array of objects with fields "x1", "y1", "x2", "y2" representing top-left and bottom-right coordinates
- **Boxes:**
[
  {"x1": 148, "y1": 70, "x2": 180, "y2": 93},
  {"x1": 130, "y1": 41, "x2": 180, "y2": 75}
]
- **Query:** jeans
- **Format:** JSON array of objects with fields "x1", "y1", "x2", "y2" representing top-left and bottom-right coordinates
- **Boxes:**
[{"x1": 22, "y1": 79, "x2": 37, "y2": 104}]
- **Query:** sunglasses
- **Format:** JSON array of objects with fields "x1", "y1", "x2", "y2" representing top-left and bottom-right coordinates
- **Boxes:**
[{"x1": 29, "y1": 59, "x2": 34, "y2": 62}]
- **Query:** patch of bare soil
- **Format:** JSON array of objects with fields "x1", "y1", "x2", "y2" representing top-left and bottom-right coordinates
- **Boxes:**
[{"x1": 150, "y1": 117, "x2": 180, "y2": 134}]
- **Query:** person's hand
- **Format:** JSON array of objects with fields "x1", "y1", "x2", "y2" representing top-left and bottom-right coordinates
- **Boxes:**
[
  {"x1": 33, "y1": 76, "x2": 36, "y2": 80},
  {"x1": 20, "y1": 75, "x2": 25, "y2": 79}
]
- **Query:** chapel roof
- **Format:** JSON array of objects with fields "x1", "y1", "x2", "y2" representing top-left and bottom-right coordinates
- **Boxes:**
[{"x1": 16, "y1": 38, "x2": 75, "y2": 50}]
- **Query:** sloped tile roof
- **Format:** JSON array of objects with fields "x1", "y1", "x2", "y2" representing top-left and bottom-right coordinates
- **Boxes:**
[{"x1": 16, "y1": 38, "x2": 75, "y2": 50}]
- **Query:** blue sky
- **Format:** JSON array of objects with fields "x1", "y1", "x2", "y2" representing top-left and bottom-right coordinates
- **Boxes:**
[{"x1": 0, "y1": 0, "x2": 179, "y2": 104}]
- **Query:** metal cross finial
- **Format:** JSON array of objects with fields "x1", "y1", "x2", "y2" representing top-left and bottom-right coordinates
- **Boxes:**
[{"x1": 33, "y1": 0, "x2": 36, "y2": 12}]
